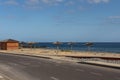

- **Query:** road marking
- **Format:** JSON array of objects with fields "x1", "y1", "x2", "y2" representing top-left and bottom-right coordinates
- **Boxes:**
[
  {"x1": 76, "y1": 69, "x2": 84, "y2": 72},
  {"x1": 90, "y1": 72, "x2": 102, "y2": 76},
  {"x1": 0, "y1": 75, "x2": 3, "y2": 78},
  {"x1": 51, "y1": 77, "x2": 59, "y2": 80}
]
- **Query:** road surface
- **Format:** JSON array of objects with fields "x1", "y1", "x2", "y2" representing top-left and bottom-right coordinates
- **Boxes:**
[{"x1": 0, "y1": 53, "x2": 120, "y2": 80}]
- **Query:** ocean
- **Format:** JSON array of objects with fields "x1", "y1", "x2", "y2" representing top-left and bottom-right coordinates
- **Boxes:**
[{"x1": 24, "y1": 42, "x2": 120, "y2": 53}]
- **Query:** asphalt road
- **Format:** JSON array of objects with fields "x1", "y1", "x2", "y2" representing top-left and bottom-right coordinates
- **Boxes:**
[{"x1": 0, "y1": 53, "x2": 120, "y2": 80}]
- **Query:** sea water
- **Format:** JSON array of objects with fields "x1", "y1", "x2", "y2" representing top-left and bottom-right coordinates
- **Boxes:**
[{"x1": 31, "y1": 42, "x2": 120, "y2": 53}]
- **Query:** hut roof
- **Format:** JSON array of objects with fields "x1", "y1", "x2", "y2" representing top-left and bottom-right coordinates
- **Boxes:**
[{"x1": 0, "y1": 39, "x2": 19, "y2": 43}]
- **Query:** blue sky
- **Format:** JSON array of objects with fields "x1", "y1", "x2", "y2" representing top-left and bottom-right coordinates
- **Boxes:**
[{"x1": 0, "y1": 0, "x2": 120, "y2": 42}]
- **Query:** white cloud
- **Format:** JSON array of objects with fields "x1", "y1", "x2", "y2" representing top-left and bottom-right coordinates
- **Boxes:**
[
  {"x1": 41, "y1": 0, "x2": 63, "y2": 4},
  {"x1": 78, "y1": 6, "x2": 86, "y2": 11},
  {"x1": 0, "y1": 0, "x2": 111, "y2": 10},
  {"x1": 65, "y1": 1, "x2": 75, "y2": 6},
  {"x1": 27, "y1": 0, "x2": 39, "y2": 3},
  {"x1": 23, "y1": 5, "x2": 42, "y2": 10},
  {"x1": 3, "y1": 0, "x2": 19, "y2": 5},
  {"x1": 105, "y1": 16, "x2": 120, "y2": 24},
  {"x1": 25, "y1": 0, "x2": 40, "y2": 5},
  {"x1": 24, "y1": 0, "x2": 64, "y2": 6},
  {"x1": 88, "y1": 0, "x2": 110, "y2": 4},
  {"x1": 109, "y1": 16, "x2": 120, "y2": 19}
]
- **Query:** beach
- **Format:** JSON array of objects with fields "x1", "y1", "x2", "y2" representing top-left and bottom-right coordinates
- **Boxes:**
[{"x1": 0, "y1": 48, "x2": 120, "y2": 58}]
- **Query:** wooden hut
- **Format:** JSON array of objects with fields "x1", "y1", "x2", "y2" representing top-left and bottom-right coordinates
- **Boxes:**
[{"x1": 0, "y1": 39, "x2": 19, "y2": 50}]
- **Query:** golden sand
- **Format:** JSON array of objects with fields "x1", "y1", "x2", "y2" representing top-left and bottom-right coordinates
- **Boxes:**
[{"x1": 0, "y1": 48, "x2": 120, "y2": 58}]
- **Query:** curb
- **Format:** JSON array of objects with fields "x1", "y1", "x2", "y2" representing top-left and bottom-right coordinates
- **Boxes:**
[{"x1": 79, "y1": 62, "x2": 120, "y2": 69}]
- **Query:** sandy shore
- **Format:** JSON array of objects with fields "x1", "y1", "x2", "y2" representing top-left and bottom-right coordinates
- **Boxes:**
[{"x1": 0, "y1": 48, "x2": 120, "y2": 58}]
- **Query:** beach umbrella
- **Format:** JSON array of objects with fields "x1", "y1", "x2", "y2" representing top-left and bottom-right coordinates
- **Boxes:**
[
  {"x1": 85, "y1": 42, "x2": 93, "y2": 51},
  {"x1": 53, "y1": 41, "x2": 62, "y2": 54},
  {"x1": 28, "y1": 42, "x2": 36, "y2": 48},
  {"x1": 68, "y1": 42, "x2": 75, "y2": 51}
]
